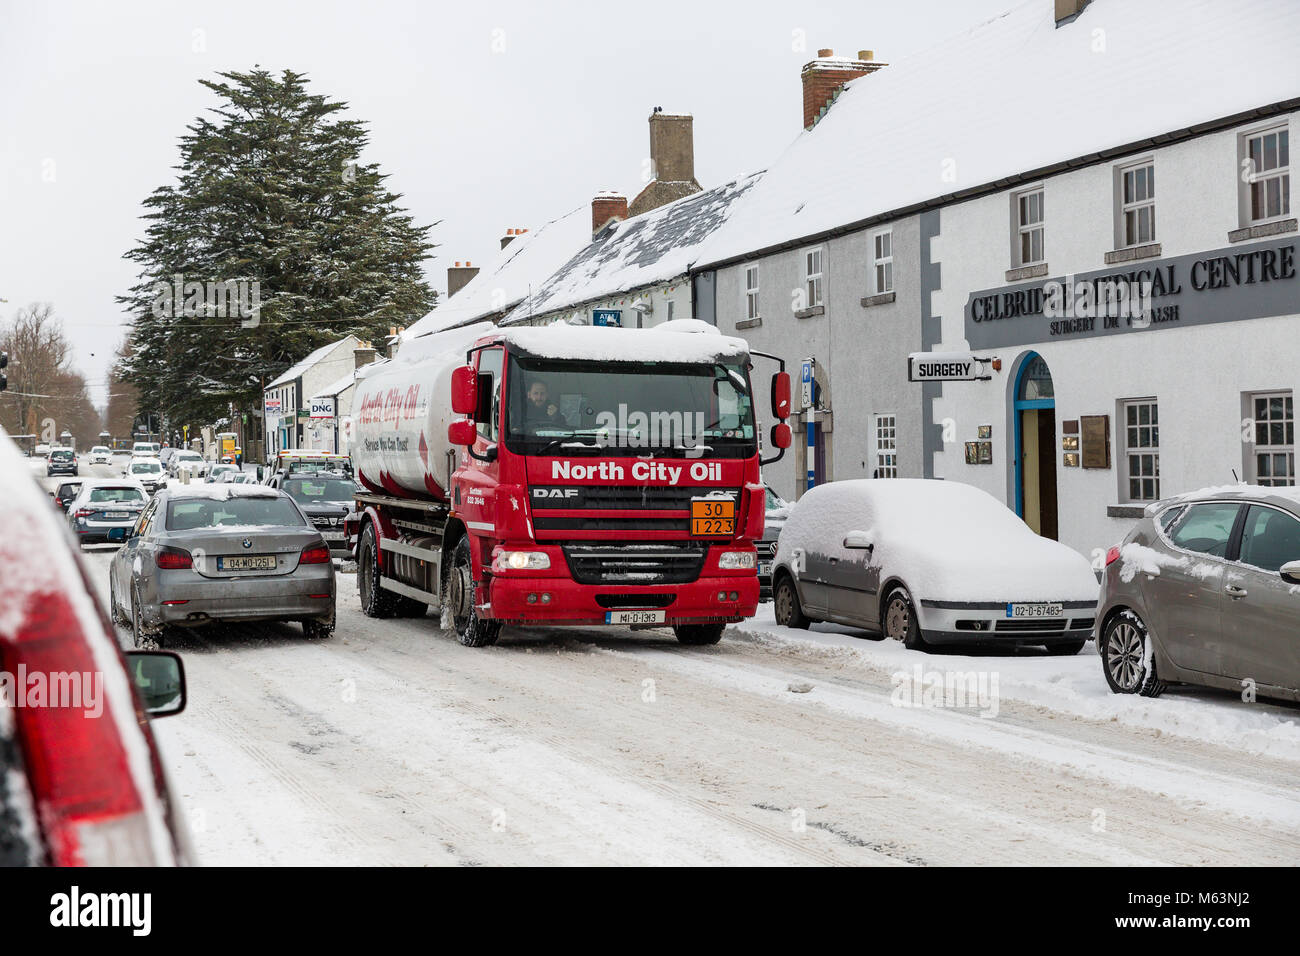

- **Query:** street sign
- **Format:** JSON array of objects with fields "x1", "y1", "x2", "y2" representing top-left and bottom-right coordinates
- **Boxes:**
[
  {"x1": 907, "y1": 352, "x2": 991, "y2": 382},
  {"x1": 592, "y1": 309, "x2": 622, "y2": 327},
  {"x1": 800, "y1": 359, "x2": 814, "y2": 410},
  {"x1": 310, "y1": 397, "x2": 335, "y2": 419},
  {"x1": 265, "y1": 396, "x2": 282, "y2": 413}
]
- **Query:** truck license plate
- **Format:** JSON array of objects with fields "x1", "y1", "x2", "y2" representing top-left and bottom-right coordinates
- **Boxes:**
[
  {"x1": 690, "y1": 498, "x2": 735, "y2": 537},
  {"x1": 1007, "y1": 602, "x2": 1063, "y2": 619},
  {"x1": 605, "y1": 609, "x2": 666, "y2": 625},
  {"x1": 219, "y1": 555, "x2": 276, "y2": 571}
]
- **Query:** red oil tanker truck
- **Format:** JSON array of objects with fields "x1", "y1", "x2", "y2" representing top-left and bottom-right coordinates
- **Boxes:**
[{"x1": 346, "y1": 318, "x2": 792, "y2": 647}]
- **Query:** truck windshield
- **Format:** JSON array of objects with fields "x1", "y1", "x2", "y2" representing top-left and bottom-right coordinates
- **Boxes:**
[{"x1": 505, "y1": 355, "x2": 757, "y2": 458}]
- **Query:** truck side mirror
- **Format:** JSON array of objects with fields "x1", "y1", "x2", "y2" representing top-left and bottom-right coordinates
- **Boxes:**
[
  {"x1": 448, "y1": 419, "x2": 478, "y2": 448},
  {"x1": 451, "y1": 365, "x2": 478, "y2": 415},
  {"x1": 771, "y1": 371, "x2": 791, "y2": 420},
  {"x1": 771, "y1": 422, "x2": 792, "y2": 450}
]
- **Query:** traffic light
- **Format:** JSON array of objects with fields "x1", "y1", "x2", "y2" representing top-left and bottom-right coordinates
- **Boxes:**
[{"x1": 0, "y1": 351, "x2": 7, "y2": 391}]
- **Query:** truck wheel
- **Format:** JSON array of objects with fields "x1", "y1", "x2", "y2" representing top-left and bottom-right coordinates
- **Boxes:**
[
  {"x1": 773, "y1": 574, "x2": 809, "y2": 630},
  {"x1": 448, "y1": 537, "x2": 500, "y2": 647},
  {"x1": 358, "y1": 523, "x2": 399, "y2": 619},
  {"x1": 673, "y1": 623, "x2": 725, "y2": 646}
]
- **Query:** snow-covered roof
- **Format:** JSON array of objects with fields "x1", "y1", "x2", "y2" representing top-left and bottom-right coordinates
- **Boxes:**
[
  {"x1": 497, "y1": 319, "x2": 750, "y2": 364},
  {"x1": 501, "y1": 172, "x2": 763, "y2": 325},
  {"x1": 267, "y1": 336, "x2": 355, "y2": 389},
  {"x1": 694, "y1": 0, "x2": 1300, "y2": 268},
  {"x1": 401, "y1": 205, "x2": 593, "y2": 339}
]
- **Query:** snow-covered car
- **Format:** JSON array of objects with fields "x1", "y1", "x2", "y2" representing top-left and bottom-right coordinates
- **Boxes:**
[
  {"x1": 46, "y1": 447, "x2": 78, "y2": 477},
  {"x1": 1097, "y1": 485, "x2": 1300, "y2": 702},
  {"x1": 33, "y1": 442, "x2": 51, "y2": 457},
  {"x1": 206, "y1": 463, "x2": 240, "y2": 483},
  {"x1": 125, "y1": 456, "x2": 168, "y2": 494},
  {"x1": 0, "y1": 425, "x2": 193, "y2": 865},
  {"x1": 772, "y1": 479, "x2": 1100, "y2": 653},
  {"x1": 168, "y1": 449, "x2": 207, "y2": 478},
  {"x1": 88, "y1": 445, "x2": 113, "y2": 465},
  {"x1": 218, "y1": 470, "x2": 259, "y2": 484},
  {"x1": 67, "y1": 479, "x2": 148, "y2": 545},
  {"x1": 756, "y1": 485, "x2": 791, "y2": 600},
  {"x1": 109, "y1": 484, "x2": 337, "y2": 646},
  {"x1": 131, "y1": 441, "x2": 160, "y2": 459}
]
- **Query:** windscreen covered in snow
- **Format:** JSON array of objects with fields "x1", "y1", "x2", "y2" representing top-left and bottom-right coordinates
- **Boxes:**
[{"x1": 775, "y1": 478, "x2": 1099, "y2": 603}]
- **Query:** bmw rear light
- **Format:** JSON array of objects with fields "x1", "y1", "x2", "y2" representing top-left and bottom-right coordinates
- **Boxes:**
[
  {"x1": 1104, "y1": 546, "x2": 1121, "y2": 568},
  {"x1": 300, "y1": 543, "x2": 331, "y2": 564},
  {"x1": 155, "y1": 547, "x2": 192, "y2": 570},
  {"x1": 3, "y1": 594, "x2": 166, "y2": 865}
]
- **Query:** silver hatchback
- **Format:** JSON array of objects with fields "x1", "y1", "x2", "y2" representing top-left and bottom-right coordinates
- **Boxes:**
[
  {"x1": 1098, "y1": 486, "x2": 1300, "y2": 702},
  {"x1": 108, "y1": 484, "x2": 336, "y2": 646}
]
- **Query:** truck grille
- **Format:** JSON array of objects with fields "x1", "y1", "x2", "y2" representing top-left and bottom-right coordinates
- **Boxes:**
[
  {"x1": 531, "y1": 485, "x2": 739, "y2": 510},
  {"x1": 562, "y1": 542, "x2": 708, "y2": 585}
]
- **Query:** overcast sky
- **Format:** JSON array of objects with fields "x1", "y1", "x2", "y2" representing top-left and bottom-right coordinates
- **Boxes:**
[{"x1": 0, "y1": 0, "x2": 1016, "y2": 407}]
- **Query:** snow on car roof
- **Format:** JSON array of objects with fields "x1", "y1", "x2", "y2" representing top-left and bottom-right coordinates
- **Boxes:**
[
  {"x1": 165, "y1": 483, "x2": 281, "y2": 500},
  {"x1": 774, "y1": 478, "x2": 1098, "y2": 603},
  {"x1": 1144, "y1": 483, "x2": 1300, "y2": 514}
]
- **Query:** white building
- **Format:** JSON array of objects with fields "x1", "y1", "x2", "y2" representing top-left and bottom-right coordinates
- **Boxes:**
[
  {"x1": 263, "y1": 335, "x2": 361, "y2": 458},
  {"x1": 690, "y1": 0, "x2": 1299, "y2": 559}
]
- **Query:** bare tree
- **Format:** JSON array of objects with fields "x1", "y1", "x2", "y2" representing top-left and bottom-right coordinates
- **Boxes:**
[{"x1": 0, "y1": 302, "x2": 97, "y2": 446}]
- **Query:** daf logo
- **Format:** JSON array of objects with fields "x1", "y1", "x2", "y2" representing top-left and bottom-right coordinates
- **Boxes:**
[
  {"x1": 533, "y1": 488, "x2": 579, "y2": 499},
  {"x1": 242, "y1": 538, "x2": 253, "y2": 549}
]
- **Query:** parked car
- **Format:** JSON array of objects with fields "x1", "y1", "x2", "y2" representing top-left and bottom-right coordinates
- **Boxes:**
[
  {"x1": 46, "y1": 447, "x2": 78, "y2": 477},
  {"x1": 51, "y1": 479, "x2": 83, "y2": 511},
  {"x1": 219, "y1": 470, "x2": 259, "y2": 484},
  {"x1": 279, "y1": 473, "x2": 356, "y2": 557},
  {"x1": 33, "y1": 442, "x2": 51, "y2": 457},
  {"x1": 206, "y1": 463, "x2": 240, "y2": 483},
  {"x1": 168, "y1": 449, "x2": 207, "y2": 478},
  {"x1": 67, "y1": 479, "x2": 148, "y2": 545},
  {"x1": 125, "y1": 456, "x2": 168, "y2": 494},
  {"x1": 88, "y1": 445, "x2": 113, "y2": 465},
  {"x1": 109, "y1": 484, "x2": 337, "y2": 646},
  {"x1": 131, "y1": 441, "x2": 161, "y2": 459},
  {"x1": 756, "y1": 485, "x2": 791, "y2": 600},
  {"x1": 1098, "y1": 485, "x2": 1300, "y2": 702},
  {"x1": 0, "y1": 425, "x2": 193, "y2": 866},
  {"x1": 771, "y1": 479, "x2": 1100, "y2": 652}
]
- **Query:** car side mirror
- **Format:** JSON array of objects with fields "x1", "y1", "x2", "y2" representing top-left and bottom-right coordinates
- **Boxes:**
[
  {"x1": 843, "y1": 530, "x2": 875, "y2": 551},
  {"x1": 1281, "y1": 560, "x2": 1300, "y2": 584},
  {"x1": 124, "y1": 651, "x2": 186, "y2": 718}
]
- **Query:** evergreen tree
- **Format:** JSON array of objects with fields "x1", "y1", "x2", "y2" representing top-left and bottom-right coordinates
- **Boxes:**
[{"x1": 118, "y1": 68, "x2": 437, "y2": 431}]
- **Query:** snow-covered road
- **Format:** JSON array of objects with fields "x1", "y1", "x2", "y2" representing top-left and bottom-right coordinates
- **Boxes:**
[{"x1": 72, "y1": 546, "x2": 1299, "y2": 866}]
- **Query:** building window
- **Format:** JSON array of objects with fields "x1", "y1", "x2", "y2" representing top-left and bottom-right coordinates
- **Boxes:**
[
  {"x1": 1250, "y1": 391, "x2": 1294, "y2": 486},
  {"x1": 1119, "y1": 160, "x2": 1156, "y2": 246},
  {"x1": 874, "y1": 413, "x2": 898, "y2": 478},
  {"x1": 803, "y1": 246, "x2": 824, "y2": 307},
  {"x1": 871, "y1": 229, "x2": 893, "y2": 294},
  {"x1": 1014, "y1": 188, "x2": 1045, "y2": 266},
  {"x1": 1244, "y1": 125, "x2": 1290, "y2": 224},
  {"x1": 1123, "y1": 399, "x2": 1160, "y2": 502},
  {"x1": 744, "y1": 265, "x2": 760, "y2": 319}
]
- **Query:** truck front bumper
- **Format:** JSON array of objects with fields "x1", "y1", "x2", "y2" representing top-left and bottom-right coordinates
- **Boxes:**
[{"x1": 485, "y1": 573, "x2": 759, "y2": 626}]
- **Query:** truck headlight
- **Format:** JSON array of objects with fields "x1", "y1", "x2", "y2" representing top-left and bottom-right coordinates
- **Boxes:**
[
  {"x1": 718, "y1": 550, "x2": 756, "y2": 570},
  {"x1": 493, "y1": 550, "x2": 551, "y2": 572}
]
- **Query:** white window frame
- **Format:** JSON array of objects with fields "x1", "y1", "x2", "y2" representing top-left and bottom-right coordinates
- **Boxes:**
[
  {"x1": 873, "y1": 413, "x2": 898, "y2": 479},
  {"x1": 1249, "y1": 390, "x2": 1295, "y2": 486},
  {"x1": 1243, "y1": 124, "x2": 1291, "y2": 225},
  {"x1": 665, "y1": 299, "x2": 675, "y2": 322},
  {"x1": 1118, "y1": 159, "x2": 1156, "y2": 247},
  {"x1": 871, "y1": 229, "x2": 893, "y2": 295},
  {"x1": 802, "y1": 246, "x2": 824, "y2": 308},
  {"x1": 743, "y1": 264, "x2": 760, "y2": 320},
  {"x1": 1122, "y1": 398, "x2": 1160, "y2": 502},
  {"x1": 1013, "y1": 187, "x2": 1045, "y2": 267}
]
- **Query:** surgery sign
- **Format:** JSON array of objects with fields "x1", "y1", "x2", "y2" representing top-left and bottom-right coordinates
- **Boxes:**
[{"x1": 907, "y1": 352, "x2": 989, "y2": 383}]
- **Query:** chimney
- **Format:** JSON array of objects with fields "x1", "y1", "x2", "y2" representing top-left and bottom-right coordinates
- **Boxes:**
[
  {"x1": 801, "y1": 48, "x2": 885, "y2": 130},
  {"x1": 354, "y1": 343, "x2": 379, "y2": 370},
  {"x1": 447, "y1": 260, "x2": 478, "y2": 298},
  {"x1": 591, "y1": 192, "x2": 628, "y2": 236},
  {"x1": 500, "y1": 227, "x2": 524, "y2": 250},
  {"x1": 1054, "y1": 0, "x2": 1090, "y2": 26},
  {"x1": 648, "y1": 111, "x2": 695, "y2": 184}
]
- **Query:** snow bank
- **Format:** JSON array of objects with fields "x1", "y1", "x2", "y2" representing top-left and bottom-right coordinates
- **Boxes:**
[{"x1": 774, "y1": 478, "x2": 1098, "y2": 603}]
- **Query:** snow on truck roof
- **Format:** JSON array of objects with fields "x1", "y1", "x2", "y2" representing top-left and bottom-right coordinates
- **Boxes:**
[{"x1": 692, "y1": 0, "x2": 1300, "y2": 269}]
